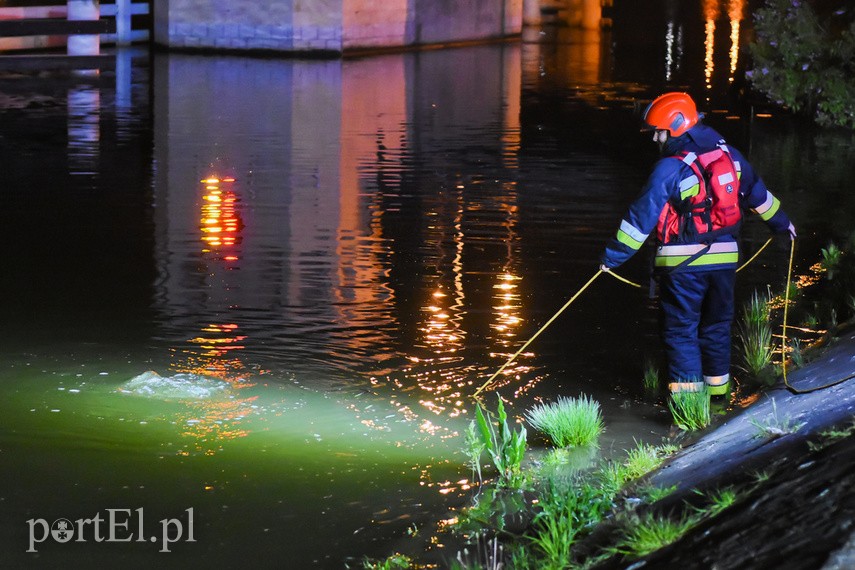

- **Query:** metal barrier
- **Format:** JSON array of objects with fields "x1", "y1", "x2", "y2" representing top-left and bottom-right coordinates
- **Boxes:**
[{"x1": 0, "y1": 1, "x2": 150, "y2": 70}]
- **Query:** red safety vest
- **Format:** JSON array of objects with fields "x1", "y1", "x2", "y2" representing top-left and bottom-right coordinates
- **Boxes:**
[{"x1": 656, "y1": 144, "x2": 742, "y2": 244}]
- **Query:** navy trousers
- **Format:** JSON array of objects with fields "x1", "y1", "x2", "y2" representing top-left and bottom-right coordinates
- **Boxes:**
[{"x1": 658, "y1": 269, "x2": 735, "y2": 382}]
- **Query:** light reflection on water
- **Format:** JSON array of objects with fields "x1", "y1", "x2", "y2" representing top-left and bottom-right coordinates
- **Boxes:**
[{"x1": 1, "y1": 3, "x2": 852, "y2": 566}]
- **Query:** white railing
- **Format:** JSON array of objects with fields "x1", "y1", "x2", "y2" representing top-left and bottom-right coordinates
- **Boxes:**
[
  {"x1": 0, "y1": 1, "x2": 150, "y2": 47},
  {"x1": 100, "y1": 0, "x2": 150, "y2": 45}
]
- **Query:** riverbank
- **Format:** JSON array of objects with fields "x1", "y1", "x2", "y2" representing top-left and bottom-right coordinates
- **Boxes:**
[{"x1": 586, "y1": 328, "x2": 855, "y2": 570}]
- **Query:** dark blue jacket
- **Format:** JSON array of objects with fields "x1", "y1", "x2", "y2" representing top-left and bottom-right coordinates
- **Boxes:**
[{"x1": 601, "y1": 123, "x2": 792, "y2": 271}]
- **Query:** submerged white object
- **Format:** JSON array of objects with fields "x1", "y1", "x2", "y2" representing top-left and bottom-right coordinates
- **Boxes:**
[{"x1": 119, "y1": 370, "x2": 232, "y2": 400}]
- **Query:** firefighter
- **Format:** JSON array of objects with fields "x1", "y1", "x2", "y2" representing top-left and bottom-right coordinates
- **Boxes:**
[{"x1": 600, "y1": 92, "x2": 796, "y2": 395}]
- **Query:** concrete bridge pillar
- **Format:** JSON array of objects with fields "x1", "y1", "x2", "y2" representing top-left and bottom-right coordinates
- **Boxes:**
[
  {"x1": 521, "y1": 0, "x2": 602, "y2": 29},
  {"x1": 523, "y1": 0, "x2": 543, "y2": 26}
]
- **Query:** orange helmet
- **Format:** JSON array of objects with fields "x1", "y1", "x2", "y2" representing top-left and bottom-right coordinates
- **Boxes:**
[{"x1": 641, "y1": 92, "x2": 700, "y2": 137}]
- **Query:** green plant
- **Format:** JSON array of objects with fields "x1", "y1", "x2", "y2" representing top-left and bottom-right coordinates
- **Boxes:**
[
  {"x1": 451, "y1": 534, "x2": 504, "y2": 570},
  {"x1": 737, "y1": 291, "x2": 775, "y2": 378},
  {"x1": 748, "y1": 0, "x2": 855, "y2": 129},
  {"x1": 642, "y1": 359, "x2": 660, "y2": 393},
  {"x1": 538, "y1": 444, "x2": 598, "y2": 475},
  {"x1": 622, "y1": 441, "x2": 678, "y2": 481},
  {"x1": 668, "y1": 388, "x2": 711, "y2": 431},
  {"x1": 598, "y1": 459, "x2": 630, "y2": 496},
  {"x1": 638, "y1": 484, "x2": 678, "y2": 503},
  {"x1": 465, "y1": 420, "x2": 486, "y2": 485},
  {"x1": 475, "y1": 395, "x2": 527, "y2": 488},
  {"x1": 788, "y1": 337, "x2": 805, "y2": 368},
  {"x1": 750, "y1": 398, "x2": 806, "y2": 439},
  {"x1": 452, "y1": 487, "x2": 527, "y2": 537},
  {"x1": 362, "y1": 553, "x2": 412, "y2": 569},
  {"x1": 821, "y1": 242, "x2": 843, "y2": 278},
  {"x1": 529, "y1": 475, "x2": 612, "y2": 568},
  {"x1": 743, "y1": 289, "x2": 771, "y2": 326},
  {"x1": 612, "y1": 511, "x2": 698, "y2": 558},
  {"x1": 809, "y1": 418, "x2": 855, "y2": 451},
  {"x1": 528, "y1": 507, "x2": 577, "y2": 569},
  {"x1": 693, "y1": 487, "x2": 738, "y2": 517},
  {"x1": 524, "y1": 395, "x2": 604, "y2": 448},
  {"x1": 752, "y1": 470, "x2": 772, "y2": 484}
]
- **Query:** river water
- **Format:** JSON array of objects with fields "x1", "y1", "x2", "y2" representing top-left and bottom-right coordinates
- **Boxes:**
[{"x1": 1, "y1": 2, "x2": 853, "y2": 568}]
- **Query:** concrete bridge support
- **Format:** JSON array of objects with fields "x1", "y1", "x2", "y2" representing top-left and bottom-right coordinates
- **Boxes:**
[
  {"x1": 522, "y1": 0, "x2": 603, "y2": 29},
  {"x1": 152, "y1": 0, "x2": 523, "y2": 55}
]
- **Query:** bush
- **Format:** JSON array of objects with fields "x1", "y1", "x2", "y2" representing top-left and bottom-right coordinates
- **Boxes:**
[{"x1": 747, "y1": 1, "x2": 855, "y2": 129}]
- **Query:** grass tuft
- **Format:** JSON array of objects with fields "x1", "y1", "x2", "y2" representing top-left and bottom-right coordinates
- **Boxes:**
[
  {"x1": 642, "y1": 359, "x2": 660, "y2": 393},
  {"x1": 612, "y1": 512, "x2": 697, "y2": 558},
  {"x1": 668, "y1": 388, "x2": 711, "y2": 431},
  {"x1": 750, "y1": 398, "x2": 805, "y2": 439},
  {"x1": 737, "y1": 290, "x2": 775, "y2": 378},
  {"x1": 525, "y1": 395, "x2": 604, "y2": 448}
]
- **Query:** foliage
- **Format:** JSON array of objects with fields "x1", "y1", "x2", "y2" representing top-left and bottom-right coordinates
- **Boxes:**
[
  {"x1": 529, "y1": 475, "x2": 613, "y2": 568},
  {"x1": 622, "y1": 441, "x2": 679, "y2": 481},
  {"x1": 642, "y1": 359, "x2": 660, "y2": 393},
  {"x1": 450, "y1": 534, "x2": 504, "y2": 570},
  {"x1": 693, "y1": 487, "x2": 739, "y2": 517},
  {"x1": 452, "y1": 487, "x2": 528, "y2": 538},
  {"x1": 524, "y1": 395, "x2": 604, "y2": 448},
  {"x1": 737, "y1": 290, "x2": 775, "y2": 379},
  {"x1": 611, "y1": 512, "x2": 698, "y2": 558},
  {"x1": 821, "y1": 241, "x2": 843, "y2": 278},
  {"x1": 748, "y1": 1, "x2": 855, "y2": 129},
  {"x1": 465, "y1": 420, "x2": 486, "y2": 485},
  {"x1": 362, "y1": 553, "x2": 412, "y2": 569},
  {"x1": 475, "y1": 395, "x2": 527, "y2": 488},
  {"x1": 668, "y1": 388, "x2": 712, "y2": 431},
  {"x1": 750, "y1": 398, "x2": 806, "y2": 438},
  {"x1": 638, "y1": 483, "x2": 679, "y2": 504}
]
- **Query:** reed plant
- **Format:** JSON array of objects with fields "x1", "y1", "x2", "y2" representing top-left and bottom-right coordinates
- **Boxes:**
[
  {"x1": 737, "y1": 290, "x2": 774, "y2": 378},
  {"x1": 668, "y1": 388, "x2": 711, "y2": 431},
  {"x1": 524, "y1": 395, "x2": 604, "y2": 448},
  {"x1": 475, "y1": 395, "x2": 527, "y2": 488},
  {"x1": 465, "y1": 420, "x2": 486, "y2": 485},
  {"x1": 642, "y1": 359, "x2": 660, "y2": 393}
]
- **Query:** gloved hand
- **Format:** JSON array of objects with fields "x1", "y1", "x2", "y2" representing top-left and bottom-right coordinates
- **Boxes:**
[
  {"x1": 599, "y1": 264, "x2": 611, "y2": 272},
  {"x1": 787, "y1": 222, "x2": 797, "y2": 241}
]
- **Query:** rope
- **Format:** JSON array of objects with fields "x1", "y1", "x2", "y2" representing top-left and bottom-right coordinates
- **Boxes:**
[
  {"x1": 605, "y1": 270, "x2": 642, "y2": 288},
  {"x1": 472, "y1": 236, "x2": 850, "y2": 398},
  {"x1": 736, "y1": 237, "x2": 773, "y2": 273},
  {"x1": 602, "y1": 237, "x2": 773, "y2": 289},
  {"x1": 473, "y1": 270, "x2": 603, "y2": 397},
  {"x1": 781, "y1": 238, "x2": 855, "y2": 394}
]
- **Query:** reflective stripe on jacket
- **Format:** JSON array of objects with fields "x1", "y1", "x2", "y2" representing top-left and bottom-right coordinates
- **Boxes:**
[{"x1": 600, "y1": 123, "x2": 792, "y2": 272}]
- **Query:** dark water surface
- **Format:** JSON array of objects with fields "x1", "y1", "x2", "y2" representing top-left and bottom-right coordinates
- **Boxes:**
[{"x1": 1, "y1": 3, "x2": 853, "y2": 568}]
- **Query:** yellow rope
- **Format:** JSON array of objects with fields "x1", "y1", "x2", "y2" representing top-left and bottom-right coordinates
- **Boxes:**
[
  {"x1": 781, "y1": 238, "x2": 855, "y2": 394},
  {"x1": 736, "y1": 237, "x2": 773, "y2": 273},
  {"x1": 473, "y1": 270, "x2": 603, "y2": 397},
  {"x1": 602, "y1": 237, "x2": 772, "y2": 289},
  {"x1": 605, "y1": 270, "x2": 642, "y2": 288},
  {"x1": 782, "y1": 237, "x2": 794, "y2": 390}
]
